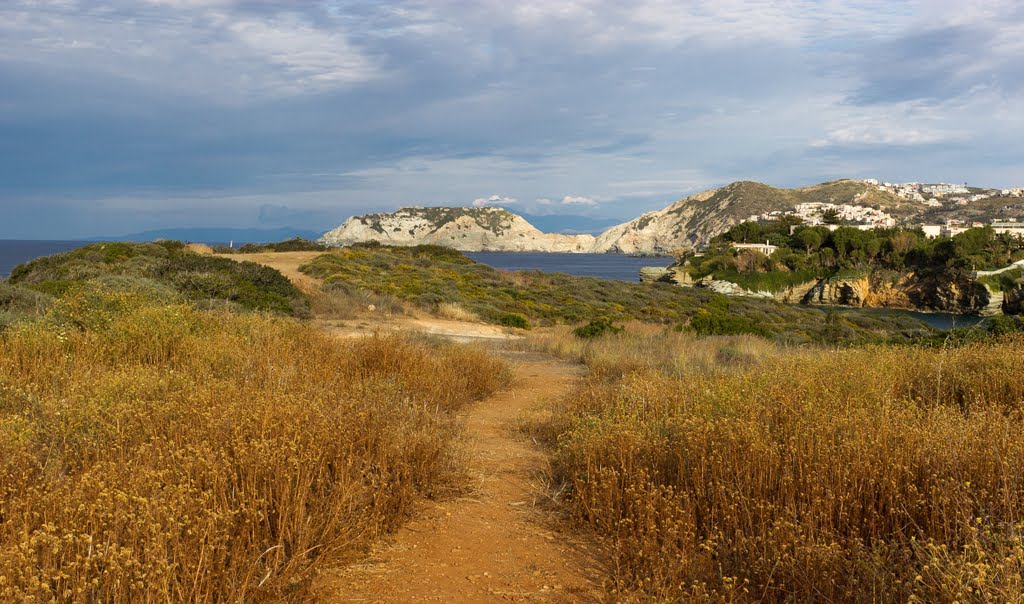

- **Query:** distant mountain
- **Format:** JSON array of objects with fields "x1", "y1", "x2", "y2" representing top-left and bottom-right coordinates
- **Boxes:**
[
  {"x1": 515, "y1": 213, "x2": 623, "y2": 235},
  {"x1": 97, "y1": 227, "x2": 322, "y2": 245},
  {"x1": 320, "y1": 206, "x2": 596, "y2": 253}
]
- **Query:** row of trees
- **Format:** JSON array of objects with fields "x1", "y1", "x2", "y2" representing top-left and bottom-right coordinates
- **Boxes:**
[{"x1": 693, "y1": 219, "x2": 1024, "y2": 278}]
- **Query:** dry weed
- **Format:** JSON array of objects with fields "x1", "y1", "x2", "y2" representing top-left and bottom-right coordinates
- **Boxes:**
[{"x1": 0, "y1": 289, "x2": 508, "y2": 601}]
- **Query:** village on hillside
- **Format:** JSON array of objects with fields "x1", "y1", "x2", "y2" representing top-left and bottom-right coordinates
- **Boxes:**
[{"x1": 742, "y1": 178, "x2": 1024, "y2": 239}]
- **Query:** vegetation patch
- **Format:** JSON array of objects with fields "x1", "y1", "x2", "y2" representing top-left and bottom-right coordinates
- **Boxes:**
[
  {"x1": 299, "y1": 245, "x2": 934, "y2": 344},
  {"x1": 0, "y1": 289, "x2": 508, "y2": 601},
  {"x1": 213, "y1": 237, "x2": 329, "y2": 254},
  {"x1": 690, "y1": 221, "x2": 1024, "y2": 288},
  {"x1": 527, "y1": 326, "x2": 1024, "y2": 602},
  {"x1": 7, "y1": 241, "x2": 309, "y2": 317}
]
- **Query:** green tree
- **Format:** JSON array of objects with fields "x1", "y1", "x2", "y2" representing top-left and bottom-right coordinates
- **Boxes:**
[{"x1": 796, "y1": 228, "x2": 824, "y2": 253}]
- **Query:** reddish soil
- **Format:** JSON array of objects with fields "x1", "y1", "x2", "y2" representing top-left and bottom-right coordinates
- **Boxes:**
[
  {"x1": 314, "y1": 354, "x2": 605, "y2": 603},
  {"x1": 220, "y1": 251, "x2": 606, "y2": 602}
]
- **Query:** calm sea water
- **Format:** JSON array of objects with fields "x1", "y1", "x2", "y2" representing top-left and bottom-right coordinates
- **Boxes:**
[
  {"x1": 464, "y1": 251, "x2": 673, "y2": 282},
  {"x1": 0, "y1": 240, "x2": 87, "y2": 279}
]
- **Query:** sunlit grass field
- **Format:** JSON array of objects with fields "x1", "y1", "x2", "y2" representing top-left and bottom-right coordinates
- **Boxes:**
[
  {"x1": 526, "y1": 327, "x2": 1024, "y2": 601},
  {"x1": 0, "y1": 286, "x2": 508, "y2": 601}
]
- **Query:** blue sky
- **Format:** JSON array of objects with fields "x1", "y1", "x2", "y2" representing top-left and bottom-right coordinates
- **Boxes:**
[{"x1": 2, "y1": 0, "x2": 1023, "y2": 238}]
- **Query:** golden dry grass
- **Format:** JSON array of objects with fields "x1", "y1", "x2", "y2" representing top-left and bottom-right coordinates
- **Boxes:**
[
  {"x1": 434, "y1": 302, "x2": 480, "y2": 323},
  {"x1": 0, "y1": 287, "x2": 508, "y2": 602},
  {"x1": 530, "y1": 328, "x2": 1024, "y2": 602}
]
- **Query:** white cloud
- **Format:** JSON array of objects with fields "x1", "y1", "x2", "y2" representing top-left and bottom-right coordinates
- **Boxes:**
[
  {"x1": 812, "y1": 126, "x2": 955, "y2": 148},
  {"x1": 472, "y1": 194, "x2": 517, "y2": 207},
  {"x1": 0, "y1": 1, "x2": 379, "y2": 102},
  {"x1": 561, "y1": 195, "x2": 597, "y2": 206}
]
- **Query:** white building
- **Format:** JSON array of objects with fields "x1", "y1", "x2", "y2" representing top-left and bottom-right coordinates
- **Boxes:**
[{"x1": 732, "y1": 241, "x2": 779, "y2": 256}]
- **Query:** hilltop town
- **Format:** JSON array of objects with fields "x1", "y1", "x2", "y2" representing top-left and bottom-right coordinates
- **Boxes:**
[{"x1": 740, "y1": 178, "x2": 1024, "y2": 239}]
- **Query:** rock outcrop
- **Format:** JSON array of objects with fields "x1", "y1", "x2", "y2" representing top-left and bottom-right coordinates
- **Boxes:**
[
  {"x1": 1002, "y1": 283, "x2": 1024, "y2": 315},
  {"x1": 320, "y1": 207, "x2": 596, "y2": 253},
  {"x1": 647, "y1": 262, "x2": 1006, "y2": 315},
  {"x1": 805, "y1": 274, "x2": 872, "y2": 306}
]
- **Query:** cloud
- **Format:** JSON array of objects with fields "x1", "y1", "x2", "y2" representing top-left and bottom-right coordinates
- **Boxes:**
[
  {"x1": 472, "y1": 194, "x2": 517, "y2": 207},
  {"x1": 560, "y1": 195, "x2": 597, "y2": 206},
  {"x1": 2, "y1": 1, "x2": 1024, "y2": 238},
  {"x1": 812, "y1": 126, "x2": 956, "y2": 148},
  {"x1": 0, "y1": 0, "x2": 379, "y2": 102}
]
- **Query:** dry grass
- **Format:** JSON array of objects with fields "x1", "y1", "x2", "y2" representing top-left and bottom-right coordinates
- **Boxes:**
[
  {"x1": 0, "y1": 287, "x2": 509, "y2": 602},
  {"x1": 435, "y1": 302, "x2": 480, "y2": 323},
  {"x1": 308, "y1": 288, "x2": 408, "y2": 321},
  {"x1": 532, "y1": 328, "x2": 1024, "y2": 601}
]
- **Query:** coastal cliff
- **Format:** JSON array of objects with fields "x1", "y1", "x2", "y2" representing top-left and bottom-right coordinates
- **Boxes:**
[{"x1": 653, "y1": 262, "x2": 1010, "y2": 315}]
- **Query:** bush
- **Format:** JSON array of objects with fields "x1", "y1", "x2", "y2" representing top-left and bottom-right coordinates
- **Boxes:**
[
  {"x1": 499, "y1": 312, "x2": 530, "y2": 329},
  {"x1": 687, "y1": 307, "x2": 771, "y2": 337},
  {"x1": 573, "y1": 316, "x2": 623, "y2": 339}
]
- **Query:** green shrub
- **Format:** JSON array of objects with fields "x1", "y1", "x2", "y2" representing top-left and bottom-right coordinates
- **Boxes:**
[
  {"x1": 573, "y1": 316, "x2": 623, "y2": 339},
  {"x1": 7, "y1": 241, "x2": 309, "y2": 317},
  {"x1": 499, "y1": 312, "x2": 530, "y2": 330},
  {"x1": 687, "y1": 308, "x2": 771, "y2": 337}
]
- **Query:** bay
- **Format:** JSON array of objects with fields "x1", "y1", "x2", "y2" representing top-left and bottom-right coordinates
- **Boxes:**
[{"x1": 464, "y1": 251, "x2": 673, "y2": 282}]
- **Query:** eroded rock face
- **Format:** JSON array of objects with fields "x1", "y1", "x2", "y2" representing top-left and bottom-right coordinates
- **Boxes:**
[
  {"x1": 320, "y1": 207, "x2": 596, "y2": 253},
  {"x1": 1002, "y1": 283, "x2": 1024, "y2": 315},
  {"x1": 773, "y1": 280, "x2": 819, "y2": 304},
  {"x1": 698, "y1": 278, "x2": 774, "y2": 299},
  {"x1": 639, "y1": 267, "x2": 671, "y2": 283}
]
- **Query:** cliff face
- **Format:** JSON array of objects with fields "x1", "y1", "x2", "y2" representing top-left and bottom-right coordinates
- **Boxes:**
[
  {"x1": 802, "y1": 271, "x2": 993, "y2": 314},
  {"x1": 320, "y1": 207, "x2": 596, "y2": 253},
  {"x1": 591, "y1": 188, "x2": 741, "y2": 254},
  {"x1": 592, "y1": 180, "x2": 908, "y2": 254},
  {"x1": 655, "y1": 262, "x2": 1005, "y2": 315}
]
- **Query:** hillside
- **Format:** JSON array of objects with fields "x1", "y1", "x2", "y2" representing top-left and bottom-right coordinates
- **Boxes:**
[
  {"x1": 592, "y1": 180, "x2": 914, "y2": 253},
  {"x1": 6, "y1": 241, "x2": 310, "y2": 317},
  {"x1": 320, "y1": 206, "x2": 595, "y2": 252},
  {"x1": 299, "y1": 244, "x2": 934, "y2": 344},
  {"x1": 321, "y1": 180, "x2": 1024, "y2": 256}
]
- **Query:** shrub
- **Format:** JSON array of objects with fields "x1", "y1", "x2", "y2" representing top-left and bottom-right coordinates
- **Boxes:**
[
  {"x1": 573, "y1": 316, "x2": 623, "y2": 339},
  {"x1": 499, "y1": 312, "x2": 530, "y2": 329},
  {"x1": 687, "y1": 307, "x2": 771, "y2": 337}
]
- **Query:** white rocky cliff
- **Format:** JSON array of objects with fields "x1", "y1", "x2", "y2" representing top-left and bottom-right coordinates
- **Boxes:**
[{"x1": 320, "y1": 207, "x2": 596, "y2": 253}]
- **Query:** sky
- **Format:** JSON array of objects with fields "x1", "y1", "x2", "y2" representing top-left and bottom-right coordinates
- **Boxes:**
[{"x1": 2, "y1": 0, "x2": 1023, "y2": 239}]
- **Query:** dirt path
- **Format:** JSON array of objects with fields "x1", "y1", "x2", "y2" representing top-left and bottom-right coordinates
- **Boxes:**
[
  {"x1": 315, "y1": 352, "x2": 605, "y2": 603},
  {"x1": 214, "y1": 251, "x2": 604, "y2": 600}
]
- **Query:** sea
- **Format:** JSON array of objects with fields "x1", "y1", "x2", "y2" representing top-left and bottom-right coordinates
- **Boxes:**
[
  {"x1": 0, "y1": 241, "x2": 989, "y2": 330},
  {"x1": 0, "y1": 240, "x2": 88, "y2": 279},
  {"x1": 464, "y1": 251, "x2": 673, "y2": 283}
]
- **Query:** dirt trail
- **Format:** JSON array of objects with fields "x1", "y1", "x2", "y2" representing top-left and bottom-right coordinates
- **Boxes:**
[
  {"x1": 216, "y1": 251, "x2": 605, "y2": 600},
  {"x1": 315, "y1": 352, "x2": 604, "y2": 603}
]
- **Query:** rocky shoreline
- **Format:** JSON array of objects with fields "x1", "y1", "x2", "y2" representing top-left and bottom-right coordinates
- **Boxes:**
[{"x1": 641, "y1": 264, "x2": 1023, "y2": 316}]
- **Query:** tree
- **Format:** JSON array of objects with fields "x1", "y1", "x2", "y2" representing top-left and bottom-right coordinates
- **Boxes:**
[
  {"x1": 823, "y1": 208, "x2": 842, "y2": 225},
  {"x1": 796, "y1": 228, "x2": 824, "y2": 253},
  {"x1": 729, "y1": 222, "x2": 763, "y2": 243}
]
